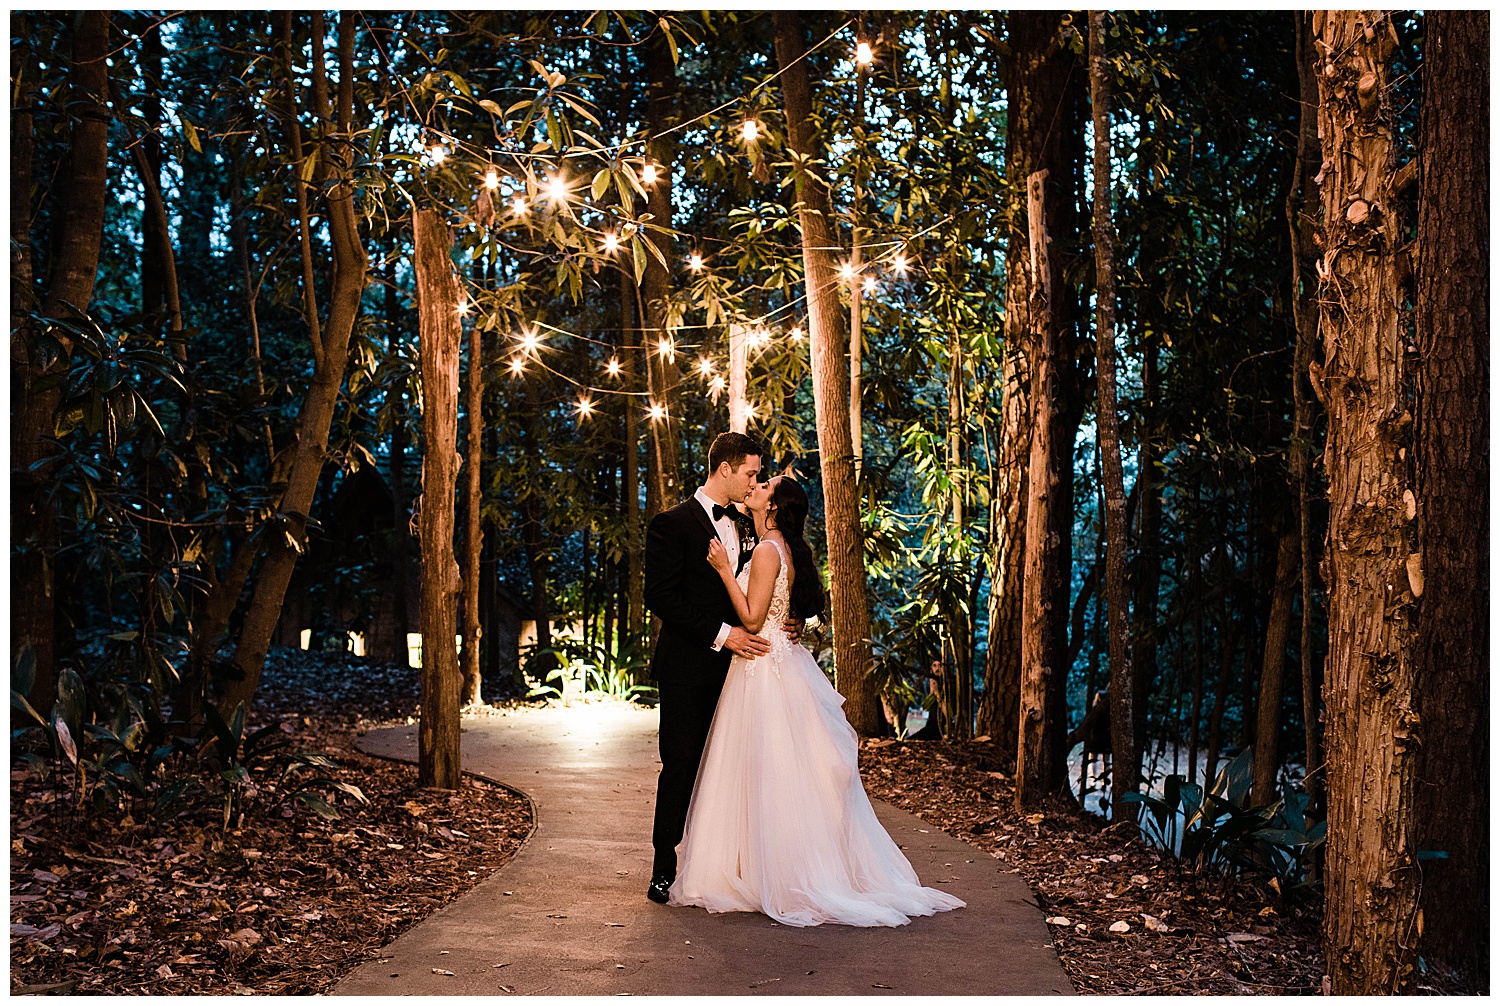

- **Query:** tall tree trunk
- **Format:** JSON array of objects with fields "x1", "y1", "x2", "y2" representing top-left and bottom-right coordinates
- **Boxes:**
[
  {"x1": 1287, "y1": 10, "x2": 1325, "y2": 818},
  {"x1": 386, "y1": 249, "x2": 412, "y2": 652},
  {"x1": 1014, "y1": 170, "x2": 1067, "y2": 806},
  {"x1": 223, "y1": 13, "x2": 368, "y2": 712},
  {"x1": 1252, "y1": 529, "x2": 1299, "y2": 804},
  {"x1": 773, "y1": 10, "x2": 883, "y2": 736},
  {"x1": 1313, "y1": 11, "x2": 1420, "y2": 993},
  {"x1": 14, "y1": 10, "x2": 111, "y2": 709},
  {"x1": 460, "y1": 309, "x2": 485, "y2": 707},
  {"x1": 978, "y1": 11, "x2": 1077, "y2": 761},
  {"x1": 1130, "y1": 343, "x2": 1161, "y2": 782},
  {"x1": 412, "y1": 208, "x2": 463, "y2": 789},
  {"x1": 1089, "y1": 12, "x2": 1135, "y2": 823},
  {"x1": 138, "y1": 14, "x2": 166, "y2": 315},
  {"x1": 619, "y1": 267, "x2": 643, "y2": 650},
  {"x1": 641, "y1": 31, "x2": 682, "y2": 513},
  {"x1": 1411, "y1": 8, "x2": 1488, "y2": 987}
]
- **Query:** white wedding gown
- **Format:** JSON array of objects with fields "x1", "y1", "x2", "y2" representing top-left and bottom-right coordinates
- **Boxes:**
[{"x1": 669, "y1": 539, "x2": 965, "y2": 927}]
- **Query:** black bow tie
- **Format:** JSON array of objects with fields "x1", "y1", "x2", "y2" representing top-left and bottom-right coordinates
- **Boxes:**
[{"x1": 712, "y1": 503, "x2": 745, "y2": 523}]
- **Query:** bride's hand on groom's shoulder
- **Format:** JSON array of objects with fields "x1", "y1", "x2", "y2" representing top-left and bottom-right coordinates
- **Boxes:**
[{"x1": 706, "y1": 539, "x2": 732, "y2": 575}]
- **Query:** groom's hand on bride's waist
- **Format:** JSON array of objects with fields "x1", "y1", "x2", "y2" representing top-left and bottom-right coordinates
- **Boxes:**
[{"x1": 724, "y1": 626, "x2": 771, "y2": 658}]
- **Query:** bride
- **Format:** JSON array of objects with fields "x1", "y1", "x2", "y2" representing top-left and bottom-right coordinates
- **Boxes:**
[{"x1": 668, "y1": 474, "x2": 965, "y2": 927}]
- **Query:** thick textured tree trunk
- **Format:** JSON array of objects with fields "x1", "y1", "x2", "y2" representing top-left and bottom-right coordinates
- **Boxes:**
[
  {"x1": 1089, "y1": 13, "x2": 1135, "y2": 823},
  {"x1": 1411, "y1": 8, "x2": 1488, "y2": 988},
  {"x1": 773, "y1": 10, "x2": 883, "y2": 736},
  {"x1": 1314, "y1": 11, "x2": 1421, "y2": 994},
  {"x1": 1287, "y1": 10, "x2": 1325, "y2": 818},
  {"x1": 460, "y1": 313, "x2": 485, "y2": 706},
  {"x1": 1252, "y1": 530, "x2": 1299, "y2": 804},
  {"x1": 223, "y1": 13, "x2": 367, "y2": 713},
  {"x1": 641, "y1": 31, "x2": 682, "y2": 513},
  {"x1": 1014, "y1": 170, "x2": 1066, "y2": 807},
  {"x1": 412, "y1": 208, "x2": 463, "y2": 789},
  {"x1": 978, "y1": 11, "x2": 1077, "y2": 761},
  {"x1": 13, "y1": 10, "x2": 111, "y2": 709}
]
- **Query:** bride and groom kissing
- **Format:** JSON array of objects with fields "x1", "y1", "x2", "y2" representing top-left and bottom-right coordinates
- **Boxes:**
[{"x1": 642, "y1": 432, "x2": 964, "y2": 928}]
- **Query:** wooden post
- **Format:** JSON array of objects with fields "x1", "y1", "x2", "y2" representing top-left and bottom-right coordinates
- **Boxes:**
[
  {"x1": 413, "y1": 208, "x2": 463, "y2": 790},
  {"x1": 1014, "y1": 169, "x2": 1060, "y2": 808},
  {"x1": 728, "y1": 322, "x2": 748, "y2": 433}
]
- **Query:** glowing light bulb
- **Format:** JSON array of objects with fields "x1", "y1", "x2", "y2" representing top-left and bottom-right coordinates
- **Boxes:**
[
  {"x1": 840, "y1": 262, "x2": 855, "y2": 282},
  {"x1": 648, "y1": 403, "x2": 667, "y2": 421},
  {"x1": 657, "y1": 338, "x2": 674, "y2": 359},
  {"x1": 709, "y1": 375, "x2": 726, "y2": 392},
  {"x1": 603, "y1": 232, "x2": 619, "y2": 253},
  {"x1": 789, "y1": 326, "x2": 804, "y2": 341},
  {"x1": 741, "y1": 119, "x2": 759, "y2": 143},
  {"x1": 483, "y1": 168, "x2": 500, "y2": 190},
  {"x1": 893, "y1": 253, "x2": 908, "y2": 276},
  {"x1": 856, "y1": 41, "x2": 874, "y2": 66},
  {"x1": 744, "y1": 402, "x2": 758, "y2": 420},
  {"x1": 429, "y1": 144, "x2": 447, "y2": 165},
  {"x1": 863, "y1": 276, "x2": 876, "y2": 295},
  {"x1": 457, "y1": 298, "x2": 470, "y2": 317},
  {"x1": 512, "y1": 196, "x2": 527, "y2": 216},
  {"x1": 698, "y1": 357, "x2": 714, "y2": 375},
  {"x1": 750, "y1": 328, "x2": 770, "y2": 348},
  {"x1": 509, "y1": 357, "x2": 526, "y2": 375},
  {"x1": 576, "y1": 397, "x2": 594, "y2": 419},
  {"x1": 642, "y1": 162, "x2": 658, "y2": 185},
  {"x1": 520, "y1": 330, "x2": 541, "y2": 354},
  {"x1": 689, "y1": 252, "x2": 704, "y2": 273},
  {"x1": 545, "y1": 175, "x2": 568, "y2": 203},
  {"x1": 606, "y1": 357, "x2": 621, "y2": 377}
]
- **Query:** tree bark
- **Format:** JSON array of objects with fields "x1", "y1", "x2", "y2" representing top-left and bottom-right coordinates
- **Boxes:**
[
  {"x1": 1130, "y1": 342, "x2": 1161, "y2": 782},
  {"x1": 1287, "y1": 9, "x2": 1325, "y2": 818},
  {"x1": 412, "y1": 207, "x2": 463, "y2": 789},
  {"x1": 1089, "y1": 12, "x2": 1135, "y2": 823},
  {"x1": 1411, "y1": 8, "x2": 1488, "y2": 987},
  {"x1": 773, "y1": 10, "x2": 883, "y2": 736},
  {"x1": 460, "y1": 308, "x2": 485, "y2": 706},
  {"x1": 14, "y1": 10, "x2": 111, "y2": 709},
  {"x1": 1252, "y1": 529, "x2": 1299, "y2": 804},
  {"x1": 619, "y1": 268, "x2": 643, "y2": 650},
  {"x1": 641, "y1": 30, "x2": 683, "y2": 513},
  {"x1": 1313, "y1": 10, "x2": 1421, "y2": 993},
  {"x1": 223, "y1": 12, "x2": 368, "y2": 713},
  {"x1": 386, "y1": 248, "x2": 412, "y2": 652}
]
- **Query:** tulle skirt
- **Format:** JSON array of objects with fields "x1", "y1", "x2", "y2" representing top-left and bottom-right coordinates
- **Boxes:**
[{"x1": 668, "y1": 640, "x2": 965, "y2": 927}]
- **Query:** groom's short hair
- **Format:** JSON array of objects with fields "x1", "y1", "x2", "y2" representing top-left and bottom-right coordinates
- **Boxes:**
[{"x1": 709, "y1": 432, "x2": 763, "y2": 474}]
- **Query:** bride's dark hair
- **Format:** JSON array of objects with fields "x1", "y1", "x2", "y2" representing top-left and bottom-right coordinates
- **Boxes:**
[{"x1": 769, "y1": 477, "x2": 825, "y2": 620}]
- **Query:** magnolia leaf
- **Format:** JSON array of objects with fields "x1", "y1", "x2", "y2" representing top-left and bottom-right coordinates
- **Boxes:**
[
  {"x1": 478, "y1": 98, "x2": 504, "y2": 117},
  {"x1": 53, "y1": 717, "x2": 78, "y2": 765}
]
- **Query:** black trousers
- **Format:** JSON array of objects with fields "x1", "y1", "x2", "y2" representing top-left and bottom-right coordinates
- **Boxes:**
[{"x1": 651, "y1": 679, "x2": 724, "y2": 880}]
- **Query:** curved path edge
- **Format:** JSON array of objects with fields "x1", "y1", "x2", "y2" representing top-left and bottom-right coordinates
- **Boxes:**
[{"x1": 334, "y1": 703, "x2": 1073, "y2": 996}]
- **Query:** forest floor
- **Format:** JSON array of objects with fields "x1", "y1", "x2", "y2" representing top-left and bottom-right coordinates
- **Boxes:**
[{"x1": 8, "y1": 651, "x2": 533, "y2": 995}]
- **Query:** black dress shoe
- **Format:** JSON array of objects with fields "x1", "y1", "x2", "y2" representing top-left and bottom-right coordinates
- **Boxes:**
[{"x1": 646, "y1": 875, "x2": 672, "y2": 904}]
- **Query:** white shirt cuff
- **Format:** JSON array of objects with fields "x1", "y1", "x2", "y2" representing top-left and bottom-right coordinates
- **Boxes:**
[{"x1": 710, "y1": 623, "x2": 732, "y2": 651}]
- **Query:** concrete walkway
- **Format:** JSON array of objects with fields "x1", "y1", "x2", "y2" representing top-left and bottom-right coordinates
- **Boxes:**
[{"x1": 335, "y1": 702, "x2": 1071, "y2": 996}]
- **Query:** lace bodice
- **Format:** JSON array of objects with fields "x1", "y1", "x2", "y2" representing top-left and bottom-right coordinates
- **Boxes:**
[{"x1": 737, "y1": 538, "x2": 793, "y2": 656}]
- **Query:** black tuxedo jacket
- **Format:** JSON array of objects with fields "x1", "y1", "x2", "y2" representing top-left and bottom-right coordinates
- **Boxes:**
[{"x1": 643, "y1": 497, "x2": 755, "y2": 686}]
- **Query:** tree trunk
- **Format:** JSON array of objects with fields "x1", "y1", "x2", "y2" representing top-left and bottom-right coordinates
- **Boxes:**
[
  {"x1": 773, "y1": 10, "x2": 883, "y2": 736},
  {"x1": 619, "y1": 268, "x2": 643, "y2": 650},
  {"x1": 138, "y1": 14, "x2": 166, "y2": 315},
  {"x1": 1313, "y1": 11, "x2": 1421, "y2": 993},
  {"x1": 1088, "y1": 12, "x2": 1135, "y2": 823},
  {"x1": 14, "y1": 10, "x2": 111, "y2": 709},
  {"x1": 641, "y1": 31, "x2": 682, "y2": 513},
  {"x1": 1131, "y1": 342, "x2": 1161, "y2": 782},
  {"x1": 412, "y1": 208, "x2": 463, "y2": 789},
  {"x1": 223, "y1": 13, "x2": 368, "y2": 713},
  {"x1": 386, "y1": 248, "x2": 412, "y2": 652},
  {"x1": 1287, "y1": 10, "x2": 1325, "y2": 818},
  {"x1": 978, "y1": 11, "x2": 1077, "y2": 760},
  {"x1": 460, "y1": 307, "x2": 485, "y2": 707},
  {"x1": 1252, "y1": 529, "x2": 1298, "y2": 804},
  {"x1": 1411, "y1": 8, "x2": 1488, "y2": 987}
]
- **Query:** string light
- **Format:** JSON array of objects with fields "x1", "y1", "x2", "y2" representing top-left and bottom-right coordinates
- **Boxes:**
[
  {"x1": 457, "y1": 298, "x2": 470, "y2": 317},
  {"x1": 697, "y1": 357, "x2": 714, "y2": 375},
  {"x1": 428, "y1": 144, "x2": 448, "y2": 165},
  {"x1": 689, "y1": 252, "x2": 704, "y2": 273},
  {"x1": 508, "y1": 357, "x2": 526, "y2": 376},
  {"x1": 642, "y1": 163, "x2": 659, "y2": 185},
  {"x1": 840, "y1": 262, "x2": 855, "y2": 282},
  {"x1": 741, "y1": 119, "x2": 760, "y2": 143},
  {"x1": 855, "y1": 41, "x2": 874, "y2": 66},
  {"x1": 893, "y1": 253, "x2": 908, "y2": 276},
  {"x1": 789, "y1": 325, "x2": 804, "y2": 341},
  {"x1": 606, "y1": 357, "x2": 621, "y2": 377},
  {"x1": 709, "y1": 375, "x2": 726, "y2": 392},
  {"x1": 576, "y1": 397, "x2": 594, "y2": 419},
  {"x1": 545, "y1": 174, "x2": 569, "y2": 204},
  {"x1": 863, "y1": 275, "x2": 876, "y2": 295},
  {"x1": 603, "y1": 232, "x2": 619, "y2": 253},
  {"x1": 749, "y1": 328, "x2": 770, "y2": 348},
  {"x1": 519, "y1": 330, "x2": 542, "y2": 354},
  {"x1": 657, "y1": 337, "x2": 675, "y2": 359},
  {"x1": 483, "y1": 168, "x2": 500, "y2": 190},
  {"x1": 744, "y1": 402, "x2": 758, "y2": 421},
  {"x1": 512, "y1": 196, "x2": 527, "y2": 216},
  {"x1": 648, "y1": 403, "x2": 667, "y2": 421}
]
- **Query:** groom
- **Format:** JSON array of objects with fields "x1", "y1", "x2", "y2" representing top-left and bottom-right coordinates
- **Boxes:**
[{"x1": 643, "y1": 432, "x2": 800, "y2": 904}]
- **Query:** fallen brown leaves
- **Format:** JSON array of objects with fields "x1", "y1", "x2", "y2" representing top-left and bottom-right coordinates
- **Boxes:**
[
  {"x1": 858, "y1": 737, "x2": 1324, "y2": 995},
  {"x1": 10, "y1": 651, "x2": 533, "y2": 995}
]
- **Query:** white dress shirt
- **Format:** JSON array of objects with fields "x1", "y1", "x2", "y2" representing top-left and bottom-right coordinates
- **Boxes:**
[{"x1": 695, "y1": 487, "x2": 740, "y2": 651}]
